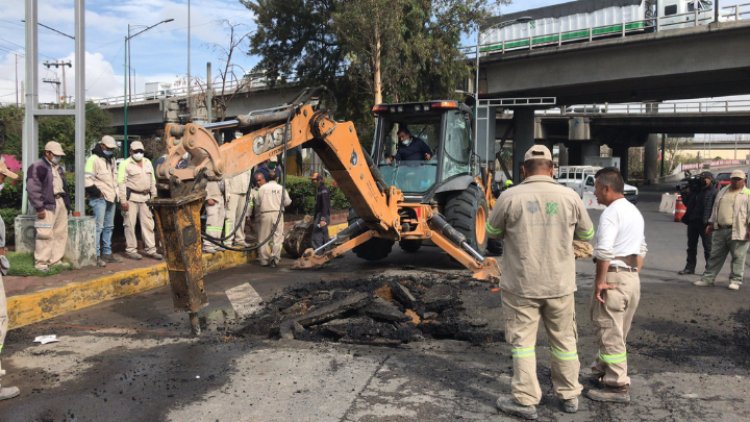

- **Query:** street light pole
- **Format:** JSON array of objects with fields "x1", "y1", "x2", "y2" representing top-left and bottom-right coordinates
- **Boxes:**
[{"x1": 123, "y1": 18, "x2": 174, "y2": 156}]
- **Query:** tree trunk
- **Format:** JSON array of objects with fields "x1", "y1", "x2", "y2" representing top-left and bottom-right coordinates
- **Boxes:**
[{"x1": 373, "y1": 26, "x2": 383, "y2": 105}]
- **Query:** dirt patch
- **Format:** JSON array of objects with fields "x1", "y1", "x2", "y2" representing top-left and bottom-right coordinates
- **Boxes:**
[{"x1": 236, "y1": 273, "x2": 505, "y2": 346}]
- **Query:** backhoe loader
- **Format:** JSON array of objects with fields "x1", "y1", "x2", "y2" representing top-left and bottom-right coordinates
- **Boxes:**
[{"x1": 151, "y1": 88, "x2": 500, "y2": 333}]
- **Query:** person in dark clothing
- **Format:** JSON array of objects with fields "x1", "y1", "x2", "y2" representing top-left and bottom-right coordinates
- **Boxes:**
[
  {"x1": 395, "y1": 126, "x2": 432, "y2": 162},
  {"x1": 310, "y1": 172, "x2": 331, "y2": 249},
  {"x1": 679, "y1": 171, "x2": 718, "y2": 275}
]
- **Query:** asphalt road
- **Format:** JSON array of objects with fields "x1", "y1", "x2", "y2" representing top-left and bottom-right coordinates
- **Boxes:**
[{"x1": 1, "y1": 189, "x2": 750, "y2": 421}]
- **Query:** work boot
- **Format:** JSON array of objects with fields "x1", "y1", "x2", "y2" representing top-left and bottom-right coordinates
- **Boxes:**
[
  {"x1": 728, "y1": 282, "x2": 741, "y2": 290},
  {"x1": 586, "y1": 385, "x2": 630, "y2": 403},
  {"x1": 0, "y1": 385, "x2": 19, "y2": 401},
  {"x1": 96, "y1": 257, "x2": 107, "y2": 268},
  {"x1": 34, "y1": 263, "x2": 49, "y2": 272},
  {"x1": 496, "y1": 395, "x2": 538, "y2": 420},
  {"x1": 693, "y1": 279, "x2": 714, "y2": 287},
  {"x1": 678, "y1": 267, "x2": 694, "y2": 275},
  {"x1": 102, "y1": 254, "x2": 121, "y2": 264},
  {"x1": 203, "y1": 245, "x2": 217, "y2": 254},
  {"x1": 561, "y1": 397, "x2": 578, "y2": 413},
  {"x1": 124, "y1": 251, "x2": 143, "y2": 260},
  {"x1": 143, "y1": 251, "x2": 163, "y2": 260}
]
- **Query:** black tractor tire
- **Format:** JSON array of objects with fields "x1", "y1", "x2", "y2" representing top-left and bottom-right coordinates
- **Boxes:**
[
  {"x1": 348, "y1": 209, "x2": 394, "y2": 261},
  {"x1": 399, "y1": 239, "x2": 422, "y2": 253},
  {"x1": 443, "y1": 184, "x2": 488, "y2": 254}
]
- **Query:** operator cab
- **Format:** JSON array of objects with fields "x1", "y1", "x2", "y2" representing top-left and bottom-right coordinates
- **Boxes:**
[{"x1": 371, "y1": 101, "x2": 474, "y2": 201}]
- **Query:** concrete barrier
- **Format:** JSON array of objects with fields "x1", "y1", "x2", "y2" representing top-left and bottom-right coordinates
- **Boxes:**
[{"x1": 660, "y1": 193, "x2": 677, "y2": 214}]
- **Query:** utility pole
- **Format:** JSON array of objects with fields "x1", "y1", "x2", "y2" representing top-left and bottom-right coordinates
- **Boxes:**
[
  {"x1": 41, "y1": 77, "x2": 61, "y2": 104},
  {"x1": 43, "y1": 60, "x2": 72, "y2": 104}
]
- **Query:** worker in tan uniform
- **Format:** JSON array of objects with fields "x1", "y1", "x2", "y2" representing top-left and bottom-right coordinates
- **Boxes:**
[
  {"x1": 486, "y1": 145, "x2": 595, "y2": 420},
  {"x1": 203, "y1": 180, "x2": 225, "y2": 253},
  {"x1": 254, "y1": 170, "x2": 291, "y2": 267},
  {"x1": 586, "y1": 167, "x2": 647, "y2": 403},
  {"x1": 694, "y1": 169, "x2": 750, "y2": 290},
  {"x1": 85, "y1": 135, "x2": 121, "y2": 267},
  {"x1": 26, "y1": 141, "x2": 71, "y2": 271},
  {"x1": 117, "y1": 141, "x2": 162, "y2": 260},
  {"x1": 224, "y1": 169, "x2": 253, "y2": 247}
]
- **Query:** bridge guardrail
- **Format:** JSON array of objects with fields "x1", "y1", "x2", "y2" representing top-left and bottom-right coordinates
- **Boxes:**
[
  {"x1": 536, "y1": 100, "x2": 750, "y2": 115},
  {"x1": 478, "y1": 5, "x2": 750, "y2": 56}
]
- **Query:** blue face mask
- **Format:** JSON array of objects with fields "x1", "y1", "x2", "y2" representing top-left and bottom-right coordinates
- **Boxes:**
[{"x1": 103, "y1": 149, "x2": 114, "y2": 157}]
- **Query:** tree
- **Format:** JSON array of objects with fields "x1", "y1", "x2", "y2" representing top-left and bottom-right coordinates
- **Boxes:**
[
  {"x1": 243, "y1": 0, "x2": 508, "y2": 129},
  {"x1": 0, "y1": 103, "x2": 112, "y2": 168},
  {"x1": 203, "y1": 20, "x2": 254, "y2": 124}
]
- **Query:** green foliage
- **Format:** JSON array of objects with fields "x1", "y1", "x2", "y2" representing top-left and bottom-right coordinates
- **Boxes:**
[
  {"x1": 282, "y1": 175, "x2": 350, "y2": 215},
  {"x1": 0, "y1": 208, "x2": 21, "y2": 245},
  {"x1": 0, "y1": 106, "x2": 23, "y2": 157},
  {"x1": 0, "y1": 171, "x2": 78, "y2": 211},
  {"x1": 0, "y1": 103, "x2": 113, "y2": 168},
  {"x1": 6, "y1": 251, "x2": 68, "y2": 277}
]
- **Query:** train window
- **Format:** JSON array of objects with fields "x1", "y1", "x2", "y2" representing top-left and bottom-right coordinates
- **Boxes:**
[{"x1": 664, "y1": 5, "x2": 678, "y2": 15}]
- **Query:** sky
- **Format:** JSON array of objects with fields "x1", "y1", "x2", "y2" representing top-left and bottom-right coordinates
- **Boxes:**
[{"x1": 0, "y1": 0, "x2": 746, "y2": 105}]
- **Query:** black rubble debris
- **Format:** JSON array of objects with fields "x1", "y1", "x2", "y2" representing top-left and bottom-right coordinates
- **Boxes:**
[{"x1": 236, "y1": 274, "x2": 505, "y2": 346}]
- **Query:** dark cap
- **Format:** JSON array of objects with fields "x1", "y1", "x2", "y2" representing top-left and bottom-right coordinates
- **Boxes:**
[{"x1": 699, "y1": 171, "x2": 713, "y2": 180}]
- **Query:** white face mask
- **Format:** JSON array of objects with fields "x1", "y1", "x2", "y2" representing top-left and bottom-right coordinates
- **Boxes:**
[
  {"x1": 132, "y1": 152, "x2": 144, "y2": 161},
  {"x1": 51, "y1": 155, "x2": 62, "y2": 165},
  {"x1": 401, "y1": 139, "x2": 412, "y2": 147}
]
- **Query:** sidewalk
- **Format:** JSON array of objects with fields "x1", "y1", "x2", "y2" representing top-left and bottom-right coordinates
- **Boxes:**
[{"x1": 5, "y1": 213, "x2": 348, "y2": 330}]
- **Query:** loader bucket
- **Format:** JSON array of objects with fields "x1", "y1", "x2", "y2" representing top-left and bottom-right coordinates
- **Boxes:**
[{"x1": 150, "y1": 192, "x2": 209, "y2": 320}]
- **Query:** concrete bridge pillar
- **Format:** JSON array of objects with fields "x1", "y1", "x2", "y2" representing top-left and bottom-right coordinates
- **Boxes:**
[
  {"x1": 582, "y1": 142, "x2": 600, "y2": 161},
  {"x1": 644, "y1": 134, "x2": 660, "y2": 184},
  {"x1": 612, "y1": 144, "x2": 630, "y2": 181},
  {"x1": 558, "y1": 144, "x2": 569, "y2": 166},
  {"x1": 513, "y1": 109, "x2": 535, "y2": 182}
]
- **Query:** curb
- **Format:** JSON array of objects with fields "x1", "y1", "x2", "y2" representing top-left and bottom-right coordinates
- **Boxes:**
[{"x1": 7, "y1": 222, "x2": 348, "y2": 329}]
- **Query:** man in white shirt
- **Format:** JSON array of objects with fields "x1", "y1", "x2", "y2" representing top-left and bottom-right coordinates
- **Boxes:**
[{"x1": 587, "y1": 168, "x2": 647, "y2": 403}]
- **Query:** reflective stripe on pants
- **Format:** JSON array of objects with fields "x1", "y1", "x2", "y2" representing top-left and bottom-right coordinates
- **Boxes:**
[{"x1": 502, "y1": 291, "x2": 581, "y2": 406}]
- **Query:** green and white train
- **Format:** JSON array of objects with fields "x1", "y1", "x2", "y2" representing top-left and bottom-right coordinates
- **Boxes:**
[{"x1": 481, "y1": 0, "x2": 714, "y2": 53}]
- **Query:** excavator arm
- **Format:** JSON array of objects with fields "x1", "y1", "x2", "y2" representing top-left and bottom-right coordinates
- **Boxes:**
[{"x1": 151, "y1": 97, "x2": 500, "y2": 334}]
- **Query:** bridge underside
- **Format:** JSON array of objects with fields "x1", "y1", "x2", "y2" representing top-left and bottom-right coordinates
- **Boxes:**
[{"x1": 482, "y1": 21, "x2": 750, "y2": 104}]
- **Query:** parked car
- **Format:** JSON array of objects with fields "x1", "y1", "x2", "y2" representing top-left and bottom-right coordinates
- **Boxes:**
[
  {"x1": 557, "y1": 165, "x2": 638, "y2": 204},
  {"x1": 715, "y1": 171, "x2": 732, "y2": 188},
  {"x1": 715, "y1": 171, "x2": 748, "y2": 189}
]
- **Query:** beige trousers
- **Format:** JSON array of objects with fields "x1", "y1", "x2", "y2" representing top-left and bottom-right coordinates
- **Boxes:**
[
  {"x1": 502, "y1": 291, "x2": 582, "y2": 406},
  {"x1": 258, "y1": 212, "x2": 284, "y2": 265},
  {"x1": 123, "y1": 201, "x2": 157, "y2": 254},
  {"x1": 34, "y1": 197, "x2": 68, "y2": 266},
  {"x1": 590, "y1": 270, "x2": 641, "y2": 387},
  {"x1": 224, "y1": 193, "x2": 248, "y2": 246},
  {"x1": 204, "y1": 202, "x2": 225, "y2": 248}
]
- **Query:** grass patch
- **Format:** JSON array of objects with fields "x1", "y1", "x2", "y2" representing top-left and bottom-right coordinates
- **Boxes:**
[{"x1": 6, "y1": 252, "x2": 69, "y2": 277}]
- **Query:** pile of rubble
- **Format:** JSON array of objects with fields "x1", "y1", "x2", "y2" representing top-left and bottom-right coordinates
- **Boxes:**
[{"x1": 238, "y1": 274, "x2": 505, "y2": 346}]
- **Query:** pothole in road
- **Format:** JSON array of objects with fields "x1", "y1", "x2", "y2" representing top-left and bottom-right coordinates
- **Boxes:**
[{"x1": 235, "y1": 273, "x2": 505, "y2": 346}]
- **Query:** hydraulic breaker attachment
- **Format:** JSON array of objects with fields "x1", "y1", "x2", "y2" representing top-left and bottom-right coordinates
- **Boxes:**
[
  {"x1": 150, "y1": 191, "x2": 208, "y2": 335},
  {"x1": 428, "y1": 214, "x2": 502, "y2": 282}
]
